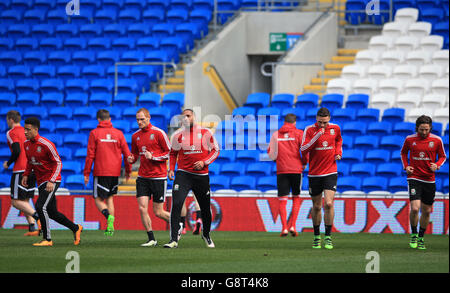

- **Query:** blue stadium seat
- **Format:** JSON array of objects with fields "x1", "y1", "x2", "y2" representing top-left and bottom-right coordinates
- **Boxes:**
[
  {"x1": 15, "y1": 38, "x2": 38, "y2": 52},
  {"x1": 443, "y1": 178, "x2": 449, "y2": 194},
  {"x1": 382, "y1": 108, "x2": 405, "y2": 124},
  {"x1": 107, "y1": 65, "x2": 131, "y2": 80},
  {"x1": 332, "y1": 108, "x2": 356, "y2": 124},
  {"x1": 346, "y1": 93, "x2": 369, "y2": 109},
  {"x1": 138, "y1": 92, "x2": 161, "y2": 108},
  {"x1": 420, "y1": 8, "x2": 444, "y2": 25},
  {"x1": 244, "y1": 92, "x2": 271, "y2": 111},
  {"x1": 23, "y1": 106, "x2": 48, "y2": 120},
  {"x1": 193, "y1": 0, "x2": 214, "y2": 10},
  {"x1": 103, "y1": 0, "x2": 125, "y2": 13},
  {"x1": 221, "y1": 162, "x2": 246, "y2": 177},
  {"x1": 209, "y1": 175, "x2": 230, "y2": 190},
  {"x1": 97, "y1": 51, "x2": 120, "y2": 66},
  {"x1": 55, "y1": 120, "x2": 80, "y2": 135},
  {"x1": 0, "y1": 10, "x2": 22, "y2": 25},
  {"x1": 94, "y1": 9, "x2": 118, "y2": 24},
  {"x1": 246, "y1": 162, "x2": 272, "y2": 177},
  {"x1": 356, "y1": 108, "x2": 380, "y2": 123},
  {"x1": 190, "y1": 9, "x2": 212, "y2": 33},
  {"x1": 61, "y1": 161, "x2": 82, "y2": 177},
  {"x1": 103, "y1": 24, "x2": 126, "y2": 39},
  {"x1": 417, "y1": 0, "x2": 440, "y2": 10},
  {"x1": 46, "y1": 51, "x2": 70, "y2": 66},
  {"x1": 235, "y1": 150, "x2": 260, "y2": 164},
  {"x1": 256, "y1": 176, "x2": 277, "y2": 191},
  {"x1": 66, "y1": 93, "x2": 89, "y2": 108},
  {"x1": 362, "y1": 177, "x2": 388, "y2": 193},
  {"x1": 436, "y1": 164, "x2": 449, "y2": 182},
  {"x1": 0, "y1": 51, "x2": 22, "y2": 67},
  {"x1": 152, "y1": 23, "x2": 176, "y2": 39},
  {"x1": 393, "y1": 121, "x2": 415, "y2": 136},
  {"x1": 118, "y1": 8, "x2": 141, "y2": 24},
  {"x1": 90, "y1": 79, "x2": 114, "y2": 95},
  {"x1": 79, "y1": 23, "x2": 102, "y2": 39},
  {"x1": 22, "y1": 51, "x2": 46, "y2": 66},
  {"x1": 350, "y1": 163, "x2": 376, "y2": 177},
  {"x1": 341, "y1": 149, "x2": 364, "y2": 164},
  {"x1": 208, "y1": 163, "x2": 221, "y2": 176},
  {"x1": 368, "y1": 0, "x2": 391, "y2": 25},
  {"x1": 167, "y1": 9, "x2": 190, "y2": 25},
  {"x1": 0, "y1": 174, "x2": 10, "y2": 188},
  {"x1": 73, "y1": 148, "x2": 87, "y2": 161},
  {"x1": 148, "y1": 0, "x2": 171, "y2": 10},
  {"x1": 431, "y1": 122, "x2": 443, "y2": 136},
  {"x1": 113, "y1": 120, "x2": 131, "y2": 133},
  {"x1": 388, "y1": 176, "x2": 407, "y2": 193},
  {"x1": 64, "y1": 38, "x2": 87, "y2": 52},
  {"x1": 112, "y1": 38, "x2": 136, "y2": 54},
  {"x1": 31, "y1": 24, "x2": 55, "y2": 40},
  {"x1": 39, "y1": 120, "x2": 56, "y2": 135},
  {"x1": 8, "y1": 64, "x2": 31, "y2": 79},
  {"x1": 217, "y1": 0, "x2": 240, "y2": 24},
  {"x1": 114, "y1": 93, "x2": 136, "y2": 108},
  {"x1": 122, "y1": 106, "x2": 141, "y2": 122},
  {"x1": 231, "y1": 176, "x2": 256, "y2": 191},
  {"x1": 337, "y1": 176, "x2": 362, "y2": 193},
  {"x1": 366, "y1": 121, "x2": 393, "y2": 137},
  {"x1": 337, "y1": 161, "x2": 350, "y2": 177},
  {"x1": 125, "y1": 0, "x2": 147, "y2": 10},
  {"x1": 342, "y1": 121, "x2": 366, "y2": 137},
  {"x1": 65, "y1": 175, "x2": 89, "y2": 190},
  {"x1": 43, "y1": 133, "x2": 63, "y2": 146},
  {"x1": 0, "y1": 38, "x2": 14, "y2": 51},
  {"x1": 232, "y1": 107, "x2": 256, "y2": 119},
  {"x1": 160, "y1": 36, "x2": 186, "y2": 60},
  {"x1": 271, "y1": 93, "x2": 295, "y2": 109},
  {"x1": 380, "y1": 135, "x2": 404, "y2": 151},
  {"x1": 376, "y1": 162, "x2": 403, "y2": 177},
  {"x1": 87, "y1": 38, "x2": 111, "y2": 53},
  {"x1": 148, "y1": 107, "x2": 171, "y2": 130},
  {"x1": 128, "y1": 23, "x2": 152, "y2": 39},
  {"x1": 41, "y1": 92, "x2": 64, "y2": 109},
  {"x1": 142, "y1": 8, "x2": 166, "y2": 25},
  {"x1": 0, "y1": 93, "x2": 16, "y2": 108},
  {"x1": 136, "y1": 37, "x2": 160, "y2": 51},
  {"x1": 48, "y1": 107, "x2": 73, "y2": 122},
  {"x1": 161, "y1": 92, "x2": 185, "y2": 117},
  {"x1": 131, "y1": 66, "x2": 157, "y2": 91},
  {"x1": 33, "y1": 65, "x2": 56, "y2": 80},
  {"x1": 72, "y1": 51, "x2": 96, "y2": 67},
  {"x1": 80, "y1": 120, "x2": 98, "y2": 135},
  {"x1": 341, "y1": 135, "x2": 354, "y2": 150},
  {"x1": 82, "y1": 65, "x2": 105, "y2": 81},
  {"x1": 390, "y1": 149, "x2": 402, "y2": 164},
  {"x1": 7, "y1": 24, "x2": 31, "y2": 40},
  {"x1": 90, "y1": 93, "x2": 112, "y2": 108},
  {"x1": 54, "y1": 24, "x2": 78, "y2": 40},
  {"x1": 70, "y1": 10, "x2": 94, "y2": 25},
  {"x1": 117, "y1": 79, "x2": 139, "y2": 95},
  {"x1": 65, "y1": 79, "x2": 88, "y2": 95},
  {"x1": 58, "y1": 147, "x2": 72, "y2": 161},
  {"x1": 354, "y1": 135, "x2": 379, "y2": 150},
  {"x1": 63, "y1": 134, "x2": 88, "y2": 151},
  {"x1": 72, "y1": 106, "x2": 97, "y2": 121},
  {"x1": 321, "y1": 93, "x2": 344, "y2": 111},
  {"x1": 282, "y1": 108, "x2": 305, "y2": 122},
  {"x1": 0, "y1": 78, "x2": 14, "y2": 92},
  {"x1": 365, "y1": 149, "x2": 390, "y2": 166},
  {"x1": 16, "y1": 92, "x2": 39, "y2": 108},
  {"x1": 345, "y1": 0, "x2": 367, "y2": 25},
  {"x1": 215, "y1": 149, "x2": 236, "y2": 164},
  {"x1": 40, "y1": 37, "x2": 63, "y2": 52}
]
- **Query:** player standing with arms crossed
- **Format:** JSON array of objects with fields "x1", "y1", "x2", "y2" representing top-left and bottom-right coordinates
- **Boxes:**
[
  {"x1": 128, "y1": 108, "x2": 171, "y2": 247},
  {"x1": 164, "y1": 109, "x2": 220, "y2": 248},
  {"x1": 301, "y1": 108, "x2": 342, "y2": 249},
  {"x1": 21, "y1": 117, "x2": 82, "y2": 246},
  {"x1": 84, "y1": 109, "x2": 132, "y2": 236},
  {"x1": 268, "y1": 113, "x2": 307, "y2": 237},
  {"x1": 401, "y1": 115, "x2": 446, "y2": 250}
]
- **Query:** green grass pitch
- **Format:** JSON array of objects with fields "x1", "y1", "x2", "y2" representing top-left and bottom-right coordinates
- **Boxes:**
[{"x1": 0, "y1": 229, "x2": 448, "y2": 273}]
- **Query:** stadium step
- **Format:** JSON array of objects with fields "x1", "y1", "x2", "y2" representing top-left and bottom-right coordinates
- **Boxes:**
[{"x1": 331, "y1": 56, "x2": 356, "y2": 63}]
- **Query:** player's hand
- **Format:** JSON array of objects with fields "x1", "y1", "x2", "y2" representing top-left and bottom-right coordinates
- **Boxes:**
[
  {"x1": 45, "y1": 182, "x2": 55, "y2": 193},
  {"x1": 3, "y1": 161, "x2": 8, "y2": 169},
  {"x1": 84, "y1": 176, "x2": 89, "y2": 186},
  {"x1": 21, "y1": 176, "x2": 28, "y2": 187},
  {"x1": 430, "y1": 163, "x2": 438, "y2": 172},
  {"x1": 335, "y1": 154, "x2": 342, "y2": 161},
  {"x1": 127, "y1": 154, "x2": 134, "y2": 164},
  {"x1": 193, "y1": 161, "x2": 205, "y2": 170},
  {"x1": 405, "y1": 166, "x2": 414, "y2": 175},
  {"x1": 144, "y1": 150, "x2": 153, "y2": 160},
  {"x1": 168, "y1": 170, "x2": 175, "y2": 180}
]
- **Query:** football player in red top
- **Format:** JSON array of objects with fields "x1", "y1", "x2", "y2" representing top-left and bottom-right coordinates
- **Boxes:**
[
  {"x1": 268, "y1": 113, "x2": 307, "y2": 237},
  {"x1": 401, "y1": 115, "x2": 447, "y2": 250},
  {"x1": 3, "y1": 110, "x2": 40, "y2": 236},
  {"x1": 301, "y1": 107, "x2": 342, "y2": 249},
  {"x1": 84, "y1": 109, "x2": 132, "y2": 236}
]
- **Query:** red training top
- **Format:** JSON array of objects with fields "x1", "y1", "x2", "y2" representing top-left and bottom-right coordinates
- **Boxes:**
[{"x1": 6, "y1": 125, "x2": 28, "y2": 172}]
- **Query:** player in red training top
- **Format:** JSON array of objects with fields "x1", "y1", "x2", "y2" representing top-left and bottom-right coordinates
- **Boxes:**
[
  {"x1": 301, "y1": 107, "x2": 342, "y2": 250},
  {"x1": 401, "y1": 115, "x2": 446, "y2": 250},
  {"x1": 164, "y1": 109, "x2": 219, "y2": 249},
  {"x1": 21, "y1": 117, "x2": 82, "y2": 247},
  {"x1": 128, "y1": 108, "x2": 171, "y2": 247},
  {"x1": 3, "y1": 110, "x2": 40, "y2": 236},
  {"x1": 84, "y1": 109, "x2": 132, "y2": 236},
  {"x1": 268, "y1": 113, "x2": 307, "y2": 237}
]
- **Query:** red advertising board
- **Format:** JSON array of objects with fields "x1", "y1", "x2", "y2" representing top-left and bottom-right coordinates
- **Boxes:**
[{"x1": 0, "y1": 195, "x2": 448, "y2": 234}]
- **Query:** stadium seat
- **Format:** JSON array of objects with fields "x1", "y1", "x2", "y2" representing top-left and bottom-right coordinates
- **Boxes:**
[
  {"x1": 41, "y1": 93, "x2": 64, "y2": 109},
  {"x1": 356, "y1": 108, "x2": 380, "y2": 123},
  {"x1": 209, "y1": 175, "x2": 231, "y2": 190},
  {"x1": 380, "y1": 50, "x2": 406, "y2": 67},
  {"x1": 388, "y1": 176, "x2": 407, "y2": 193},
  {"x1": 55, "y1": 120, "x2": 80, "y2": 136},
  {"x1": 46, "y1": 51, "x2": 70, "y2": 67},
  {"x1": 72, "y1": 106, "x2": 97, "y2": 121},
  {"x1": 136, "y1": 37, "x2": 161, "y2": 51},
  {"x1": 382, "y1": 21, "x2": 408, "y2": 37},
  {"x1": 377, "y1": 162, "x2": 403, "y2": 177},
  {"x1": 395, "y1": 8, "x2": 419, "y2": 23},
  {"x1": 332, "y1": 108, "x2": 356, "y2": 124},
  {"x1": 16, "y1": 93, "x2": 39, "y2": 108},
  {"x1": 23, "y1": 106, "x2": 48, "y2": 120},
  {"x1": 235, "y1": 150, "x2": 260, "y2": 164},
  {"x1": 433, "y1": 108, "x2": 450, "y2": 125},
  {"x1": 63, "y1": 134, "x2": 88, "y2": 151},
  {"x1": 97, "y1": 51, "x2": 120, "y2": 66},
  {"x1": 350, "y1": 163, "x2": 376, "y2": 177},
  {"x1": 444, "y1": 178, "x2": 449, "y2": 194},
  {"x1": 113, "y1": 120, "x2": 131, "y2": 133},
  {"x1": 295, "y1": 93, "x2": 319, "y2": 109},
  {"x1": 341, "y1": 135, "x2": 353, "y2": 150},
  {"x1": 367, "y1": 64, "x2": 393, "y2": 80},
  {"x1": 208, "y1": 163, "x2": 221, "y2": 176},
  {"x1": 61, "y1": 161, "x2": 82, "y2": 177},
  {"x1": 345, "y1": 0, "x2": 367, "y2": 25},
  {"x1": 431, "y1": 50, "x2": 449, "y2": 68},
  {"x1": 161, "y1": 92, "x2": 185, "y2": 117},
  {"x1": 138, "y1": 92, "x2": 161, "y2": 108},
  {"x1": 337, "y1": 176, "x2": 362, "y2": 193},
  {"x1": 215, "y1": 150, "x2": 236, "y2": 164},
  {"x1": 362, "y1": 177, "x2": 388, "y2": 193},
  {"x1": 354, "y1": 135, "x2": 379, "y2": 150},
  {"x1": 369, "y1": 36, "x2": 394, "y2": 52},
  {"x1": 341, "y1": 149, "x2": 364, "y2": 164},
  {"x1": 394, "y1": 36, "x2": 420, "y2": 52},
  {"x1": 392, "y1": 122, "x2": 415, "y2": 136},
  {"x1": 365, "y1": 149, "x2": 391, "y2": 166},
  {"x1": 355, "y1": 50, "x2": 381, "y2": 66},
  {"x1": 256, "y1": 176, "x2": 278, "y2": 192},
  {"x1": 8, "y1": 64, "x2": 31, "y2": 80},
  {"x1": 270, "y1": 93, "x2": 295, "y2": 109},
  {"x1": 114, "y1": 93, "x2": 136, "y2": 108},
  {"x1": 392, "y1": 65, "x2": 418, "y2": 80},
  {"x1": 342, "y1": 121, "x2": 366, "y2": 137},
  {"x1": 345, "y1": 93, "x2": 369, "y2": 109},
  {"x1": 431, "y1": 78, "x2": 449, "y2": 97},
  {"x1": 167, "y1": 9, "x2": 190, "y2": 24},
  {"x1": 0, "y1": 93, "x2": 16, "y2": 108},
  {"x1": 230, "y1": 176, "x2": 257, "y2": 191},
  {"x1": 321, "y1": 94, "x2": 344, "y2": 111},
  {"x1": 38, "y1": 120, "x2": 56, "y2": 135},
  {"x1": 232, "y1": 107, "x2": 256, "y2": 120},
  {"x1": 142, "y1": 8, "x2": 165, "y2": 25},
  {"x1": 281, "y1": 108, "x2": 305, "y2": 123},
  {"x1": 380, "y1": 135, "x2": 404, "y2": 151},
  {"x1": 246, "y1": 162, "x2": 272, "y2": 178},
  {"x1": 244, "y1": 92, "x2": 271, "y2": 111},
  {"x1": 351, "y1": 79, "x2": 378, "y2": 96},
  {"x1": 90, "y1": 79, "x2": 114, "y2": 95},
  {"x1": 148, "y1": 107, "x2": 171, "y2": 130},
  {"x1": 382, "y1": 108, "x2": 405, "y2": 124},
  {"x1": 406, "y1": 107, "x2": 434, "y2": 123},
  {"x1": 16, "y1": 79, "x2": 39, "y2": 95},
  {"x1": 79, "y1": 120, "x2": 98, "y2": 135},
  {"x1": 326, "y1": 79, "x2": 352, "y2": 96},
  {"x1": 221, "y1": 162, "x2": 246, "y2": 177},
  {"x1": 33, "y1": 65, "x2": 56, "y2": 81}
]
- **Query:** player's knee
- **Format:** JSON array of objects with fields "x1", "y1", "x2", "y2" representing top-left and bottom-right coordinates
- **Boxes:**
[{"x1": 323, "y1": 200, "x2": 334, "y2": 211}]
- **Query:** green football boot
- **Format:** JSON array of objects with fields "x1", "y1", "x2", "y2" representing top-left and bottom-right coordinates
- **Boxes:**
[{"x1": 409, "y1": 233, "x2": 418, "y2": 249}]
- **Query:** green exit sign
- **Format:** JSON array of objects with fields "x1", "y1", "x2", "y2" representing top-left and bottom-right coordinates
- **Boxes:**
[{"x1": 269, "y1": 33, "x2": 287, "y2": 52}]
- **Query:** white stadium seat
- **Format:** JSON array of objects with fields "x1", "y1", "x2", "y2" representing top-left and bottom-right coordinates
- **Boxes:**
[
  {"x1": 352, "y1": 79, "x2": 378, "y2": 95},
  {"x1": 431, "y1": 50, "x2": 449, "y2": 68},
  {"x1": 369, "y1": 93, "x2": 396, "y2": 112},
  {"x1": 378, "y1": 78, "x2": 405, "y2": 96},
  {"x1": 369, "y1": 35, "x2": 395, "y2": 51},
  {"x1": 394, "y1": 8, "x2": 419, "y2": 24},
  {"x1": 394, "y1": 36, "x2": 420, "y2": 52},
  {"x1": 392, "y1": 64, "x2": 418, "y2": 80},
  {"x1": 433, "y1": 108, "x2": 450, "y2": 125},
  {"x1": 380, "y1": 50, "x2": 406, "y2": 67},
  {"x1": 407, "y1": 107, "x2": 434, "y2": 122},
  {"x1": 382, "y1": 22, "x2": 408, "y2": 37},
  {"x1": 421, "y1": 93, "x2": 447, "y2": 110},
  {"x1": 407, "y1": 22, "x2": 432, "y2": 38},
  {"x1": 326, "y1": 78, "x2": 352, "y2": 96},
  {"x1": 355, "y1": 50, "x2": 381, "y2": 66},
  {"x1": 431, "y1": 78, "x2": 449, "y2": 97},
  {"x1": 341, "y1": 64, "x2": 367, "y2": 81},
  {"x1": 419, "y1": 35, "x2": 444, "y2": 52},
  {"x1": 367, "y1": 65, "x2": 392, "y2": 80},
  {"x1": 404, "y1": 78, "x2": 431, "y2": 96},
  {"x1": 395, "y1": 93, "x2": 422, "y2": 116},
  {"x1": 418, "y1": 64, "x2": 444, "y2": 80},
  {"x1": 406, "y1": 50, "x2": 432, "y2": 67}
]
